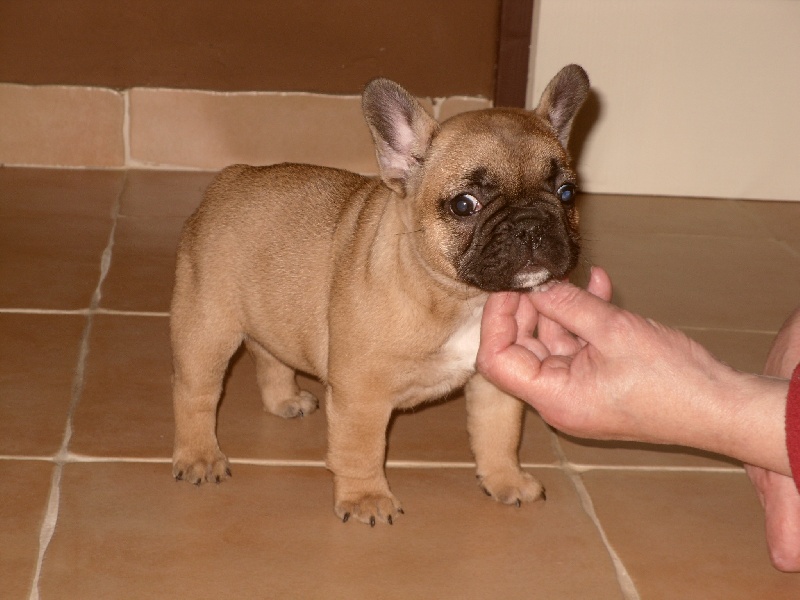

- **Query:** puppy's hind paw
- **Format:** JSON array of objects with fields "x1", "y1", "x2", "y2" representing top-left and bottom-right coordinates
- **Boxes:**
[
  {"x1": 266, "y1": 390, "x2": 319, "y2": 419},
  {"x1": 478, "y1": 469, "x2": 545, "y2": 506}
]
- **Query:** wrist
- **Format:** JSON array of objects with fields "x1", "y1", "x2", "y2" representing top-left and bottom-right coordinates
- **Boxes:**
[{"x1": 710, "y1": 369, "x2": 791, "y2": 475}]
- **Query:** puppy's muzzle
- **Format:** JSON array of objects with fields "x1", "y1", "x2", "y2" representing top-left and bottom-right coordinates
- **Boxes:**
[{"x1": 458, "y1": 205, "x2": 577, "y2": 292}]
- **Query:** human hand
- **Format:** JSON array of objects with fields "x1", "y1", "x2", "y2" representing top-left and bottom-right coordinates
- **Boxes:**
[
  {"x1": 477, "y1": 267, "x2": 728, "y2": 444},
  {"x1": 477, "y1": 268, "x2": 790, "y2": 473}
]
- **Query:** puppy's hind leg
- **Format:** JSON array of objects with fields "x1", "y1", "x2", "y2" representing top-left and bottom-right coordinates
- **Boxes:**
[
  {"x1": 465, "y1": 373, "x2": 545, "y2": 506},
  {"x1": 171, "y1": 298, "x2": 240, "y2": 485},
  {"x1": 244, "y1": 338, "x2": 319, "y2": 419}
]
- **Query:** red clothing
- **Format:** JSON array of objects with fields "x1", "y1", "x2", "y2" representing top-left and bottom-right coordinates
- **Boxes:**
[{"x1": 786, "y1": 362, "x2": 800, "y2": 492}]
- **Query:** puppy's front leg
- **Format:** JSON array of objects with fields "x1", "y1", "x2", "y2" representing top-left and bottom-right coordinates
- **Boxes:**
[
  {"x1": 465, "y1": 373, "x2": 545, "y2": 505},
  {"x1": 325, "y1": 387, "x2": 401, "y2": 526}
]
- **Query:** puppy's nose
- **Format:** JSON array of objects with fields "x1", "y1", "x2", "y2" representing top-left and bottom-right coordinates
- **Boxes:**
[
  {"x1": 515, "y1": 226, "x2": 543, "y2": 250},
  {"x1": 512, "y1": 213, "x2": 550, "y2": 251}
]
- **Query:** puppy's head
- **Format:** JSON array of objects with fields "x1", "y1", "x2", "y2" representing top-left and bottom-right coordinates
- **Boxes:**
[{"x1": 363, "y1": 65, "x2": 590, "y2": 292}]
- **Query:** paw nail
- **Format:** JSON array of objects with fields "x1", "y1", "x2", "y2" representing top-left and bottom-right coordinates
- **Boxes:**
[
  {"x1": 226, "y1": 468, "x2": 232, "y2": 478},
  {"x1": 342, "y1": 513, "x2": 350, "y2": 523},
  {"x1": 175, "y1": 471, "x2": 183, "y2": 481},
  {"x1": 370, "y1": 517, "x2": 376, "y2": 527},
  {"x1": 388, "y1": 515, "x2": 393, "y2": 525},
  {"x1": 516, "y1": 499, "x2": 521, "y2": 508},
  {"x1": 215, "y1": 475, "x2": 221, "y2": 484},
  {"x1": 398, "y1": 508, "x2": 405, "y2": 515},
  {"x1": 483, "y1": 488, "x2": 492, "y2": 497},
  {"x1": 541, "y1": 490, "x2": 547, "y2": 501}
]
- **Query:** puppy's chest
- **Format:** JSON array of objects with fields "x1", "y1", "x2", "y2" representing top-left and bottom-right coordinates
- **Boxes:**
[
  {"x1": 392, "y1": 304, "x2": 484, "y2": 409},
  {"x1": 439, "y1": 305, "x2": 484, "y2": 374}
]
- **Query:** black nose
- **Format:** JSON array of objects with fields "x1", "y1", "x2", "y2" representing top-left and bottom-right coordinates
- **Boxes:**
[{"x1": 512, "y1": 210, "x2": 552, "y2": 251}]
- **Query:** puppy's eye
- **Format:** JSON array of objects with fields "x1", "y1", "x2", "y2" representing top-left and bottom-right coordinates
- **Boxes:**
[
  {"x1": 556, "y1": 183, "x2": 577, "y2": 203},
  {"x1": 450, "y1": 193, "x2": 482, "y2": 217}
]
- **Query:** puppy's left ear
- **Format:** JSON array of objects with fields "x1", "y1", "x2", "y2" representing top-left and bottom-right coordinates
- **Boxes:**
[
  {"x1": 534, "y1": 64, "x2": 590, "y2": 149},
  {"x1": 363, "y1": 79, "x2": 439, "y2": 196}
]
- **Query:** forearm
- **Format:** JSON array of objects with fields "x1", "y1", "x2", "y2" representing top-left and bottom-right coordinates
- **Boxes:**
[{"x1": 669, "y1": 369, "x2": 791, "y2": 476}]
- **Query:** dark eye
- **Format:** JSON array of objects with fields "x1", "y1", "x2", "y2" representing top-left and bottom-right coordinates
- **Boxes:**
[
  {"x1": 556, "y1": 183, "x2": 577, "y2": 203},
  {"x1": 450, "y1": 193, "x2": 481, "y2": 217}
]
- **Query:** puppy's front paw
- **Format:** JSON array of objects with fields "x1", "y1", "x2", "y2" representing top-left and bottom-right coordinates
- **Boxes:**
[
  {"x1": 478, "y1": 469, "x2": 545, "y2": 506},
  {"x1": 333, "y1": 475, "x2": 402, "y2": 526},
  {"x1": 267, "y1": 390, "x2": 319, "y2": 419},
  {"x1": 335, "y1": 492, "x2": 403, "y2": 527},
  {"x1": 173, "y1": 449, "x2": 231, "y2": 485}
]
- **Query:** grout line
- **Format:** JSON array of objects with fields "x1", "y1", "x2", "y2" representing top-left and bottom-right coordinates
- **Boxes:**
[
  {"x1": 0, "y1": 308, "x2": 169, "y2": 318},
  {"x1": 568, "y1": 463, "x2": 743, "y2": 473},
  {"x1": 28, "y1": 465, "x2": 63, "y2": 600},
  {"x1": 95, "y1": 308, "x2": 169, "y2": 318},
  {"x1": 27, "y1": 173, "x2": 126, "y2": 600},
  {"x1": 0, "y1": 308, "x2": 90, "y2": 315},
  {"x1": 0, "y1": 451, "x2": 745, "y2": 474},
  {"x1": 550, "y1": 431, "x2": 641, "y2": 600}
]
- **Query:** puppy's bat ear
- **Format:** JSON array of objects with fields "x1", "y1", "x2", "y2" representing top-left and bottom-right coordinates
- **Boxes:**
[
  {"x1": 534, "y1": 64, "x2": 590, "y2": 149},
  {"x1": 362, "y1": 79, "x2": 439, "y2": 196}
]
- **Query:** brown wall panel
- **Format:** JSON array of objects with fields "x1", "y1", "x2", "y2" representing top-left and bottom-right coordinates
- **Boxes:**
[{"x1": 0, "y1": 0, "x2": 502, "y2": 97}]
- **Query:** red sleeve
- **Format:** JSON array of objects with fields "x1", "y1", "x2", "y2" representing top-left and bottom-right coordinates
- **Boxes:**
[{"x1": 785, "y1": 362, "x2": 800, "y2": 493}]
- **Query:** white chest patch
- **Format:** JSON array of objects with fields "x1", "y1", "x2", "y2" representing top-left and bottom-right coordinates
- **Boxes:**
[{"x1": 441, "y1": 303, "x2": 484, "y2": 373}]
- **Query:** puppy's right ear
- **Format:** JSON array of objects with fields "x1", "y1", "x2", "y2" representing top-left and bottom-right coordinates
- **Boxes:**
[{"x1": 362, "y1": 79, "x2": 439, "y2": 196}]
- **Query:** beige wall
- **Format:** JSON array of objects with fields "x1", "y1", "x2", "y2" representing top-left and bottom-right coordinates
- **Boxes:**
[{"x1": 529, "y1": 0, "x2": 800, "y2": 201}]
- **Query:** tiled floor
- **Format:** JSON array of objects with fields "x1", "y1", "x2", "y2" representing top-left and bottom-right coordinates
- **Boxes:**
[{"x1": 2, "y1": 167, "x2": 800, "y2": 599}]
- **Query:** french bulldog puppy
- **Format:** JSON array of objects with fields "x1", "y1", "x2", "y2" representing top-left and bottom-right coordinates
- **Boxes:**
[{"x1": 171, "y1": 64, "x2": 590, "y2": 526}]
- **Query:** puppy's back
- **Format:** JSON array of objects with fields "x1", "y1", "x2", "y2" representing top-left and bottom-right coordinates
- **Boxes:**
[{"x1": 173, "y1": 163, "x2": 371, "y2": 378}]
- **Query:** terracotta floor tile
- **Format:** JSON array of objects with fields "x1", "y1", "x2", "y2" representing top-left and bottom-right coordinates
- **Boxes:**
[
  {"x1": 99, "y1": 215, "x2": 184, "y2": 312},
  {"x1": 0, "y1": 314, "x2": 85, "y2": 455},
  {"x1": 737, "y1": 199, "x2": 800, "y2": 243},
  {"x1": 69, "y1": 315, "x2": 174, "y2": 458},
  {"x1": 557, "y1": 433, "x2": 740, "y2": 469},
  {"x1": 0, "y1": 214, "x2": 112, "y2": 309},
  {"x1": 0, "y1": 167, "x2": 124, "y2": 217},
  {"x1": 578, "y1": 194, "x2": 776, "y2": 239},
  {"x1": 0, "y1": 461, "x2": 53, "y2": 600},
  {"x1": 581, "y1": 233, "x2": 800, "y2": 331},
  {"x1": 129, "y1": 89, "x2": 378, "y2": 173},
  {"x1": 681, "y1": 327, "x2": 776, "y2": 374},
  {"x1": 119, "y1": 169, "x2": 215, "y2": 218},
  {"x1": 389, "y1": 398, "x2": 557, "y2": 465},
  {"x1": 582, "y1": 471, "x2": 800, "y2": 599},
  {"x1": 0, "y1": 84, "x2": 124, "y2": 168},
  {"x1": 0, "y1": 169, "x2": 120, "y2": 309},
  {"x1": 39, "y1": 462, "x2": 624, "y2": 600}
]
